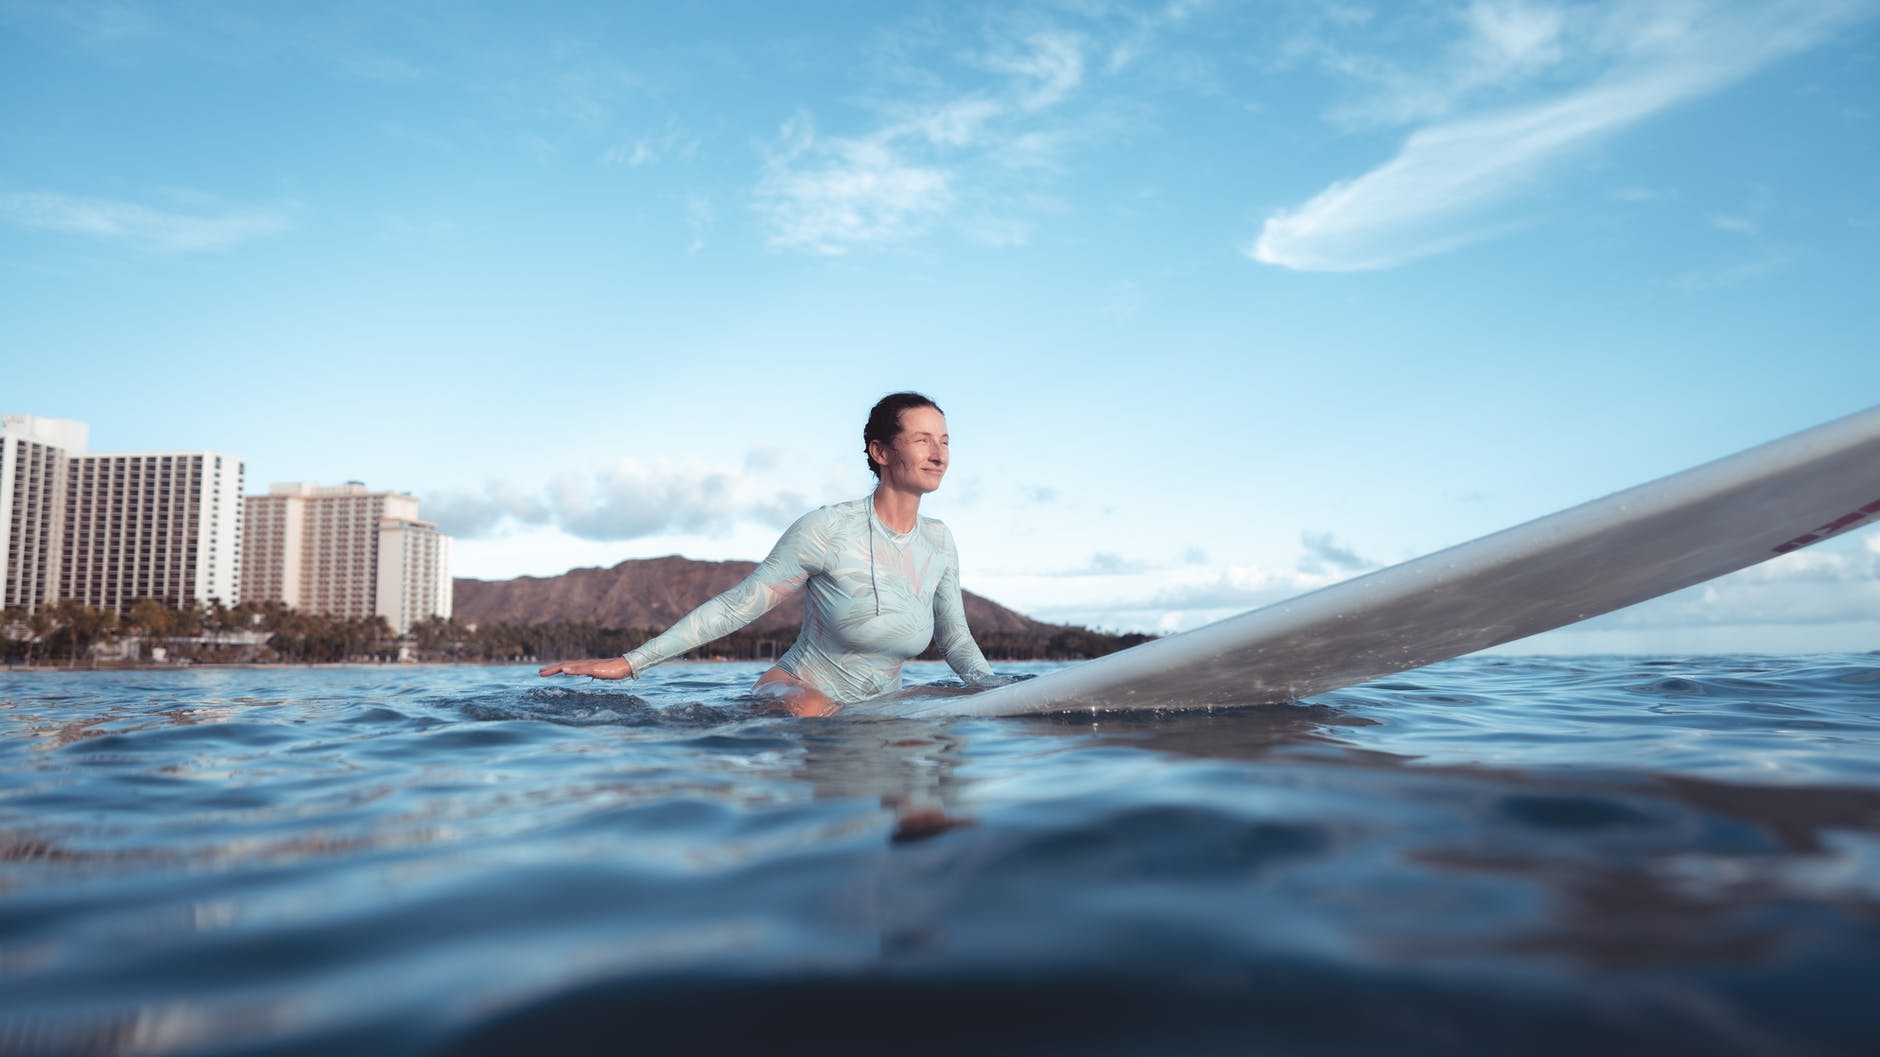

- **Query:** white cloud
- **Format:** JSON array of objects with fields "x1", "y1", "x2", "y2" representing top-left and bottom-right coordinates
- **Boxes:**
[
  {"x1": 602, "y1": 118, "x2": 701, "y2": 168},
  {"x1": 1016, "y1": 559, "x2": 1321, "y2": 634},
  {"x1": 1068, "y1": 552, "x2": 1156, "y2": 576},
  {"x1": 987, "y1": 524, "x2": 1880, "y2": 640},
  {"x1": 1300, "y1": 1, "x2": 1571, "y2": 130},
  {"x1": 1670, "y1": 248, "x2": 1797, "y2": 292},
  {"x1": 1584, "y1": 531, "x2": 1880, "y2": 629},
  {"x1": 982, "y1": 30, "x2": 1086, "y2": 110},
  {"x1": 982, "y1": 537, "x2": 1370, "y2": 633},
  {"x1": 1253, "y1": 0, "x2": 1872, "y2": 271},
  {"x1": 752, "y1": 23, "x2": 1106, "y2": 253},
  {"x1": 1254, "y1": 67, "x2": 1708, "y2": 270},
  {"x1": 755, "y1": 112, "x2": 954, "y2": 254},
  {"x1": 604, "y1": 141, "x2": 655, "y2": 168},
  {"x1": 685, "y1": 194, "x2": 714, "y2": 254},
  {"x1": 1105, "y1": 0, "x2": 1212, "y2": 74},
  {"x1": 1609, "y1": 185, "x2": 1677, "y2": 204},
  {"x1": 427, "y1": 457, "x2": 805, "y2": 542},
  {"x1": 1, "y1": 191, "x2": 290, "y2": 252},
  {"x1": 1297, "y1": 530, "x2": 1375, "y2": 575},
  {"x1": 1462, "y1": 0, "x2": 1566, "y2": 83},
  {"x1": 900, "y1": 97, "x2": 1005, "y2": 148}
]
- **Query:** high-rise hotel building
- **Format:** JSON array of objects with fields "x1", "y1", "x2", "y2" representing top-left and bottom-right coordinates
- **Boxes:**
[
  {"x1": 240, "y1": 482, "x2": 451, "y2": 634},
  {"x1": 1, "y1": 415, "x2": 80, "y2": 614},
  {"x1": 2, "y1": 414, "x2": 244, "y2": 615}
]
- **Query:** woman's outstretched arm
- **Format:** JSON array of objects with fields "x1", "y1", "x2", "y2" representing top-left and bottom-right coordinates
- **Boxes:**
[{"x1": 537, "y1": 508, "x2": 827, "y2": 682}]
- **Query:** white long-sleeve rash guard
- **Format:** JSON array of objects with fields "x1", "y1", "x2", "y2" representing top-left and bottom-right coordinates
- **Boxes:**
[{"x1": 624, "y1": 497, "x2": 1001, "y2": 704}]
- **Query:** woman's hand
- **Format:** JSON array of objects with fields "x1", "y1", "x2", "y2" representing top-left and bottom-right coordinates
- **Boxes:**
[{"x1": 537, "y1": 657, "x2": 635, "y2": 680}]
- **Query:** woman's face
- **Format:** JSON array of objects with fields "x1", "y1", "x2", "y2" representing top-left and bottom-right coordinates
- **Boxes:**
[{"x1": 873, "y1": 406, "x2": 950, "y2": 494}]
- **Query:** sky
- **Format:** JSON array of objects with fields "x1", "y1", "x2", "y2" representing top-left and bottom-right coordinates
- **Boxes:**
[{"x1": 3, "y1": 0, "x2": 1878, "y2": 654}]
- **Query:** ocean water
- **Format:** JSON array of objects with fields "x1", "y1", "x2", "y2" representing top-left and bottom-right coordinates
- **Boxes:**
[{"x1": 3, "y1": 655, "x2": 1878, "y2": 1057}]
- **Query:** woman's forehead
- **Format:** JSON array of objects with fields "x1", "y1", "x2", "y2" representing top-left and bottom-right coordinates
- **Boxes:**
[{"x1": 899, "y1": 407, "x2": 947, "y2": 433}]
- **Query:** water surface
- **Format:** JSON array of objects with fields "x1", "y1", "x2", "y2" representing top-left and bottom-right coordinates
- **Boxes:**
[{"x1": 3, "y1": 655, "x2": 1878, "y2": 1055}]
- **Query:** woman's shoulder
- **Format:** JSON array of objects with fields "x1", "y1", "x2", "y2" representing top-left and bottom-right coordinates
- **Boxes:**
[
  {"x1": 812, "y1": 496, "x2": 872, "y2": 524},
  {"x1": 782, "y1": 497, "x2": 870, "y2": 541},
  {"x1": 916, "y1": 512, "x2": 958, "y2": 547}
]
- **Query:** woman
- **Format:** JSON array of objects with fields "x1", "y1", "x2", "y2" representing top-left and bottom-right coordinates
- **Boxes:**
[{"x1": 538, "y1": 392, "x2": 1002, "y2": 716}]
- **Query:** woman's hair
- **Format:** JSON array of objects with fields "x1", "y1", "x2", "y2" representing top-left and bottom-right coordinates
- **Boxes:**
[{"x1": 863, "y1": 391, "x2": 943, "y2": 478}]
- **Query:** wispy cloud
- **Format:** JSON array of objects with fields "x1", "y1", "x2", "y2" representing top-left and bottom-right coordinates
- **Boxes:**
[
  {"x1": 426, "y1": 458, "x2": 806, "y2": 542},
  {"x1": 1, "y1": 191, "x2": 291, "y2": 252},
  {"x1": 1036, "y1": 552, "x2": 1158, "y2": 577},
  {"x1": 1253, "y1": 0, "x2": 1873, "y2": 271},
  {"x1": 1608, "y1": 185, "x2": 1677, "y2": 204},
  {"x1": 1303, "y1": 0, "x2": 1572, "y2": 130},
  {"x1": 685, "y1": 194, "x2": 715, "y2": 254},
  {"x1": 982, "y1": 29, "x2": 1086, "y2": 110},
  {"x1": 1021, "y1": 561, "x2": 1310, "y2": 634},
  {"x1": 602, "y1": 117, "x2": 702, "y2": 168},
  {"x1": 1669, "y1": 247, "x2": 1798, "y2": 292},
  {"x1": 754, "y1": 17, "x2": 1151, "y2": 254},
  {"x1": 987, "y1": 532, "x2": 1379, "y2": 633},
  {"x1": 7, "y1": 1, "x2": 434, "y2": 83},
  {"x1": 755, "y1": 112, "x2": 956, "y2": 254},
  {"x1": 1016, "y1": 528, "x2": 1880, "y2": 638},
  {"x1": 1297, "y1": 530, "x2": 1376, "y2": 575},
  {"x1": 1104, "y1": 0, "x2": 1213, "y2": 75},
  {"x1": 1587, "y1": 530, "x2": 1880, "y2": 628}
]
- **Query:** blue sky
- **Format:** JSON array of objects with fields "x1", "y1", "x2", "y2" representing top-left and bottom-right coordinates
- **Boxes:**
[{"x1": 4, "y1": 0, "x2": 1877, "y2": 652}]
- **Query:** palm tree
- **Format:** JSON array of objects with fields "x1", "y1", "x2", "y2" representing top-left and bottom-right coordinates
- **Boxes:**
[
  {"x1": 126, "y1": 599, "x2": 171, "y2": 661},
  {"x1": 46, "y1": 600, "x2": 117, "y2": 666},
  {"x1": 173, "y1": 601, "x2": 205, "y2": 636},
  {"x1": 24, "y1": 606, "x2": 53, "y2": 666},
  {"x1": 203, "y1": 599, "x2": 234, "y2": 637},
  {"x1": 1, "y1": 606, "x2": 25, "y2": 664}
]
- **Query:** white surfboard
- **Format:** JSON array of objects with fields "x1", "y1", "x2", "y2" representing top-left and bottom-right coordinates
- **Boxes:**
[{"x1": 864, "y1": 404, "x2": 1880, "y2": 718}]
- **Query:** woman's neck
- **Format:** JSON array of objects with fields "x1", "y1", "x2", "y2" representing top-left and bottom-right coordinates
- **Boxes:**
[{"x1": 871, "y1": 486, "x2": 921, "y2": 533}]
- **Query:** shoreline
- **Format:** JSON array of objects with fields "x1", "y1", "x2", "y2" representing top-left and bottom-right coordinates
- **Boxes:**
[
  {"x1": 0, "y1": 656, "x2": 1066, "y2": 673},
  {"x1": 2, "y1": 660, "x2": 520, "y2": 672}
]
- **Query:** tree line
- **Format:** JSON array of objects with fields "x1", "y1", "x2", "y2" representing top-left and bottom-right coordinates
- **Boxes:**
[
  {"x1": 407, "y1": 617, "x2": 1153, "y2": 664},
  {"x1": 1, "y1": 600, "x2": 396, "y2": 666},
  {"x1": 3, "y1": 602, "x2": 1152, "y2": 667}
]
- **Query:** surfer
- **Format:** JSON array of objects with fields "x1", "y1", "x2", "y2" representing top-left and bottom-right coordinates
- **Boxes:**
[{"x1": 538, "y1": 392, "x2": 1003, "y2": 716}]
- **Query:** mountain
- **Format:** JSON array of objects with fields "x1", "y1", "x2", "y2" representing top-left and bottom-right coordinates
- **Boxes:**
[{"x1": 452, "y1": 555, "x2": 1067, "y2": 637}]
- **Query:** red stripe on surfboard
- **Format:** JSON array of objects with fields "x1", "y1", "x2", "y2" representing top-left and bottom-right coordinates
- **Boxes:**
[{"x1": 1773, "y1": 497, "x2": 1880, "y2": 554}]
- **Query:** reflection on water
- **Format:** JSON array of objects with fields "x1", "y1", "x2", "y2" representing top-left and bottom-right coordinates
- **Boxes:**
[{"x1": 1, "y1": 657, "x2": 1878, "y2": 1056}]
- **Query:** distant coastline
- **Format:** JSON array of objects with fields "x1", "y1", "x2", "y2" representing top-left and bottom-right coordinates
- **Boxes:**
[
  {"x1": 4, "y1": 555, "x2": 1148, "y2": 669},
  {"x1": 3, "y1": 655, "x2": 1072, "y2": 673}
]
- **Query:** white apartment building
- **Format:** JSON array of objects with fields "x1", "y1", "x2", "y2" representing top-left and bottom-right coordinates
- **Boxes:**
[
  {"x1": 241, "y1": 482, "x2": 452, "y2": 634},
  {"x1": 1, "y1": 415, "x2": 80, "y2": 613},
  {"x1": 378, "y1": 516, "x2": 453, "y2": 637},
  {"x1": 1, "y1": 414, "x2": 244, "y2": 615}
]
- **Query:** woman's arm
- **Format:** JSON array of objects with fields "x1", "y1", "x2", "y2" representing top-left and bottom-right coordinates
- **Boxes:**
[
  {"x1": 539, "y1": 509, "x2": 826, "y2": 681},
  {"x1": 931, "y1": 527, "x2": 1001, "y2": 686}
]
